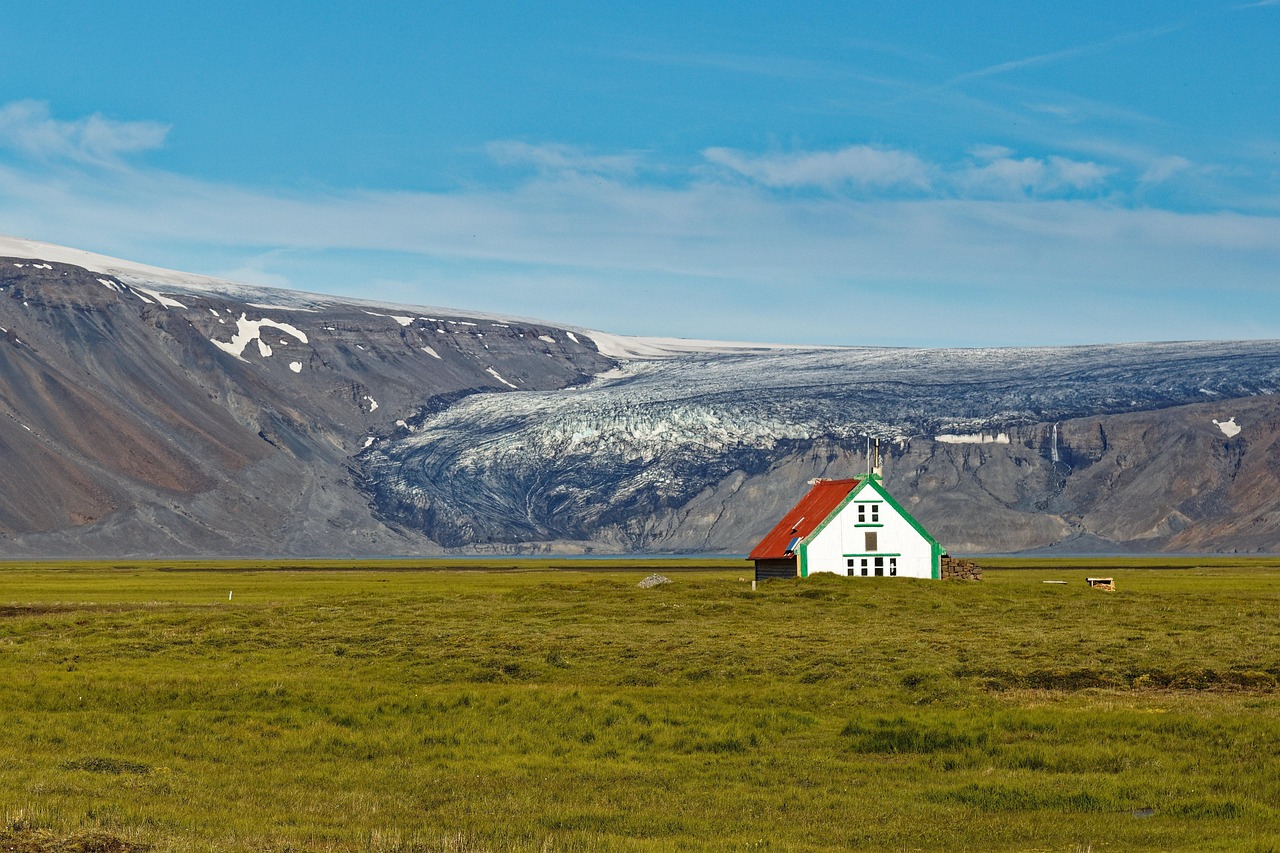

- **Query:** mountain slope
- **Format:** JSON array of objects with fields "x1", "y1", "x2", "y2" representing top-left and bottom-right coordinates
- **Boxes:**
[
  {"x1": 2, "y1": 236, "x2": 1279, "y2": 557},
  {"x1": 0, "y1": 246, "x2": 611, "y2": 556}
]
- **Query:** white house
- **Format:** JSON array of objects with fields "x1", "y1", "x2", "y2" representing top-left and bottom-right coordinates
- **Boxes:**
[{"x1": 749, "y1": 474, "x2": 945, "y2": 580}]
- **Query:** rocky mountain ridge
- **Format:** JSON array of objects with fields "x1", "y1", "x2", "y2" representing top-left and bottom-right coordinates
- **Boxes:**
[
  {"x1": 1, "y1": 237, "x2": 1277, "y2": 556},
  {"x1": 0, "y1": 246, "x2": 609, "y2": 556}
]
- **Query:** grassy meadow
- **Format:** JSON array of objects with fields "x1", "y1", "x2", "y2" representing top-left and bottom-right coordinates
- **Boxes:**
[{"x1": 1, "y1": 557, "x2": 1279, "y2": 851}]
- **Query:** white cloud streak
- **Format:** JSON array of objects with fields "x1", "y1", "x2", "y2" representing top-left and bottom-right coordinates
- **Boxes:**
[
  {"x1": 953, "y1": 155, "x2": 1115, "y2": 196},
  {"x1": 0, "y1": 100, "x2": 169, "y2": 167},
  {"x1": 944, "y1": 23, "x2": 1185, "y2": 87},
  {"x1": 703, "y1": 145, "x2": 933, "y2": 191},
  {"x1": 707, "y1": 145, "x2": 1115, "y2": 199},
  {"x1": 485, "y1": 141, "x2": 642, "y2": 177},
  {"x1": 2, "y1": 152, "x2": 1274, "y2": 285},
  {"x1": 1139, "y1": 155, "x2": 1194, "y2": 185}
]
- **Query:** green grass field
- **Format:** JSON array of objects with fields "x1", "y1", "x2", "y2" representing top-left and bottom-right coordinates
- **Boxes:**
[{"x1": 2, "y1": 558, "x2": 1279, "y2": 851}]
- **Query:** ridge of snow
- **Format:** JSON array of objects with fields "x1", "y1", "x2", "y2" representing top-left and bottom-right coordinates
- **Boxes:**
[
  {"x1": 132, "y1": 285, "x2": 187, "y2": 309},
  {"x1": 582, "y1": 330, "x2": 844, "y2": 360},
  {"x1": 0, "y1": 234, "x2": 541, "y2": 326},
  {"x1": 365, "y1": 310, "x2": 415, "y2": 326}
]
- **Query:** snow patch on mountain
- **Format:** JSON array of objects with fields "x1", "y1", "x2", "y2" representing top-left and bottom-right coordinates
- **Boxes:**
[
  {"x1": 132, "y1": 285, "x2": 187, "y2": 309},
  {"x1": 485, "y1": 367, "x2": 518, "y2": 389},
  {"x1": 1214, "y1": 417, "x2": 1241, "y2": 437},
  {"x1": 211, "y1": 313, "x2": 309, "y2": 361},
  {"x1": 365, "y1": 311, "x2": 415, "y2": 326},
  {"x1": 937, "y1": 432, "x2": 1011, "y2": 444}
]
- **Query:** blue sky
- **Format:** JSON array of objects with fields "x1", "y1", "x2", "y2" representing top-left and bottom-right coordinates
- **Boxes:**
[{"x1": 0, "y1": 1, "x2": 1278, "y2": 346}]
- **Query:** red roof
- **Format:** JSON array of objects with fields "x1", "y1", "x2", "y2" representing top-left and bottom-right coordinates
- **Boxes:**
[{"x1": 748, "y1": 478, "x2": 861, "y2": 561}]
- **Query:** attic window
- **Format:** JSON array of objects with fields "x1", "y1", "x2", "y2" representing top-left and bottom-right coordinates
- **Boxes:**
[{"x1": 784, "y1": 536, "x2": 801, "y2": 554}]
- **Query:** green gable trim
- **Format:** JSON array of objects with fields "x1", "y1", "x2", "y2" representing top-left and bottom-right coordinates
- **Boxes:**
[
  {"x1": 853, "y1": 477, "x2": 941, "y2": 549},
  {"x1": 931, "y1": 542, "x2": 942, "y2": 579},
  {"x1": 798, "y1": 541, "x2": 809, "y2": 578}
]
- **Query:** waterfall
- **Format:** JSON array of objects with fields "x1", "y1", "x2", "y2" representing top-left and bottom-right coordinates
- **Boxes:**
[{"x1": 1051, "y1": 423, "x2": 1060, "y2": 464}]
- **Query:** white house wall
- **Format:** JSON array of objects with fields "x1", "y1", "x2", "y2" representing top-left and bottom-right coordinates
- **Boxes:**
[{"x1": 803, "y1": 483, "x2": 935, "y2": 579}]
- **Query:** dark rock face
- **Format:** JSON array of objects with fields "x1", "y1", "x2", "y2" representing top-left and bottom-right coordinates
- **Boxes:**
[
  {"x1": 0, "y1": 257, "x2": 610, "y2": 556},
  {"x1": 4, "y1": 248, "x2": 1280, "y2": 557}
]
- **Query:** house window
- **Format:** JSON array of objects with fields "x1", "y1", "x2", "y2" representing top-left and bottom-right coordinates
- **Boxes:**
[
  {"x1": 870, "y1": 504, "x2": 880, "y2": 523},
  {"x1": 874, "y1": 557, "x2": 884, "y2": 576},
  {"x1": 865, "y1": 531, "x2": 878, "y2": 551},
  {"x1": 857, "y1": 504, "x2": 866, "y2": 523},
  {"x1": 846, "y1": 558, "x2": 856, "y2": 576},
  {"x1": 860, "y1": 558, "x2": 868, "y2": 577},
  {"x1": 889, "y1": 557, "x2": 898, "y2": 577}
]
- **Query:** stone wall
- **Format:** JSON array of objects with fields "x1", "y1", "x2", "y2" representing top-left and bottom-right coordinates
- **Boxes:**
[{"x1": 940, "y1": 556, "x2": 982, "y2": 580}]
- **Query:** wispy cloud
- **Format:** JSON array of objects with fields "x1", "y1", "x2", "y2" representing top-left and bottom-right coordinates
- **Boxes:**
[
  {"x1": 485, "y1": 141, "x2": 642, "y2": 177},
  {"x1": 3, "y1": 143, "x2": 1275, "y2": 276},
  {"x1": 0, "y1": 100, "x2": 169, "y2": 167},
  {"x1": 944, "y1": 23, "x2": 1185, "y2": 87},
  {"x1": 703, "y1": 144, "x2": 1114, "y2": 199},
  {"x1": 843, "y1": 37, "x2": 941, "y2": 65},
  {"x1": 1139, "y1": 155, "x2": 1194, "y2": 185},
  {"x1": 954, "y1": 154, "x2": 1114, "y2": 197},
  {"x1": 703, "y1": 145, "x2": 933, "y2": 191},
  {"x1": 608, "y1": 49, "x2": 844, "y2": 82}
]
